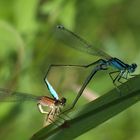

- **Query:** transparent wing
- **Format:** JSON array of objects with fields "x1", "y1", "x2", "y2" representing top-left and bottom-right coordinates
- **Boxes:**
[
  {"x1": 45, "y1": 79, "x2": 59, "y2": 100},
  {"x1": 0, "y1": 88, "x2": 39, "y2": 102},
  {"x1": 56, "y1": 25, "x2": 112, "y2": 60}
]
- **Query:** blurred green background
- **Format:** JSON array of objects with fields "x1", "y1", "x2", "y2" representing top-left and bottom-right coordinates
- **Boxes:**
[{"x1": 0, "y1": 0, "x2": 140, "y2": 140}]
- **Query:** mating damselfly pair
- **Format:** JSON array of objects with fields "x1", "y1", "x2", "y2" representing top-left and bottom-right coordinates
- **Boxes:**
[{"x1": 0, "y1": 25, "x2": 137, "y2": 126}]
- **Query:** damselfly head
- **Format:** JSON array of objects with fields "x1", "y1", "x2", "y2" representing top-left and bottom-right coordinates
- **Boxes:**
[
  {"x1": 57, "y1": 25, "x2": 64, "y2": 30},
  {"x1": 60, "y1": 97, "x2": 67, "y2": 106},
  {"x1": 129, "y1": 63, "x2": 137, "y2": 73}
]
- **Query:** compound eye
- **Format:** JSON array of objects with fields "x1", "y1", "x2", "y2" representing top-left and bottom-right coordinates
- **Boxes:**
[
  {"x1": 61, "y1": 97, "x2": 67, "y2": 104},
  {"x1": 132, "y1": 63, "x2": 137, "y2": 69}
]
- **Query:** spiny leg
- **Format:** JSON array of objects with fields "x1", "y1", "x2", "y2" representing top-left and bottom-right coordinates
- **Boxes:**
[
  {"x1": 45, "y1": 108, "x2": 62, "y2": 126},
  {"x1": 51, "y1": 107, "x2": 67, "y2": 124},
  {"x1": 109, "y1": 71, "x2": 120, "y2": 88},
  {"x1": 47, "y1": 116, "x2": 60, "y2": 127},
  {"x1": 47, "y1": 117, "x2": 56, "y2": 124},
  {"x1": 121, "y1": 71, "x2": 129, "y2": 80},
  {"x1": 117, "y1": 71, "x2": 127, "y2": 84},
  {"x1": 112, "y1": 72, "x2": 121, "y2": 83},
  {"x1": 113, "y1": 71, "x2": 128, "y2": 95},
  {"x1": 43, "y1": 109, "x2": 56, "y2": 126},
  {"x1": 109, "y1": 71, "x2": 120, "y2": 82},
  {"x1": 117, "y1": 72, "x2": 129, "y2": 95},
  {"x1": 57, "y1": 106, "x2": 71, "y2": 120},
  {"x1": 55, "y1": 107, "x2": 71, "y2": 122},
  {"x1": 109, "y1": 71, "x2": 121, "y2": 93},
  {"x1": 37, "y1": 103, "x2": 49, "y2": 114},
  {"x1": 54, "y1": 107, "x2": 66, "y2": 122},
  {"x1": 52, "y1": 109, "x2": 70, "y2": 125},
  {"x1": 37, "y1": 104, "x2": 60, "y2": 126},
  {"x1": 118, "y1": 71, "x2": 133, "y2": 94},
  {"x1": 56, "y1": 106, "x2": 71, "y2": 122}
]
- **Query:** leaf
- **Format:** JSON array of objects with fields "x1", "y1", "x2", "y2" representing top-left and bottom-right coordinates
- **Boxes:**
[{"x1": 31, "y1": 75, "x2": 140, "y2": 140}]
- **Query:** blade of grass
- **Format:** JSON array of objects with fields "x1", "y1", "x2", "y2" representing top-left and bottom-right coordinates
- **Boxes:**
[{"x1": 31, "y1": 75, "x2": 140, "y2": 140}]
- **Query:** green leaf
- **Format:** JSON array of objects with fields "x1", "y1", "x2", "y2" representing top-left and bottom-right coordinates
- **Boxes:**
[{"x1": 31, "y1": 75, "x2": 140, "y2": 140}]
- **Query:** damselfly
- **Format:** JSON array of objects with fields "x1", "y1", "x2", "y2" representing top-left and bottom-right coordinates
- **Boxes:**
[
  {"x1": 0, "y1": 79, "x2": 66, "y2": 125},
  {"x1": 45, "y1": 25, "x2": 137, "y2": 112}
]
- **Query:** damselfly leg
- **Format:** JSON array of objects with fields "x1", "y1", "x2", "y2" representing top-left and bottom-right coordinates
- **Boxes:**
[
  {"x1": 44, "y1": 106, "x2": 70, "y2": 127},
  {"x1": 109, "y1": 71, "x2": 122, "y2": 92}
]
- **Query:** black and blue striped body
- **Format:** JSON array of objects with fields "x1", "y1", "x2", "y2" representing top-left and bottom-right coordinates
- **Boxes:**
[
  {"x1": 108, "y1": 58, "x2": 129, "y2": 71},
  {"x1": 97, "y1": 57, "x2": 137, "y2": 75}
]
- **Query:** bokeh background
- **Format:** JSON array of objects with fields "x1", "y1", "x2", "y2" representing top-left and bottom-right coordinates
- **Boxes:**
[{"x1": 0, "y1": 0, "x2": 140, "y2": 140}]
